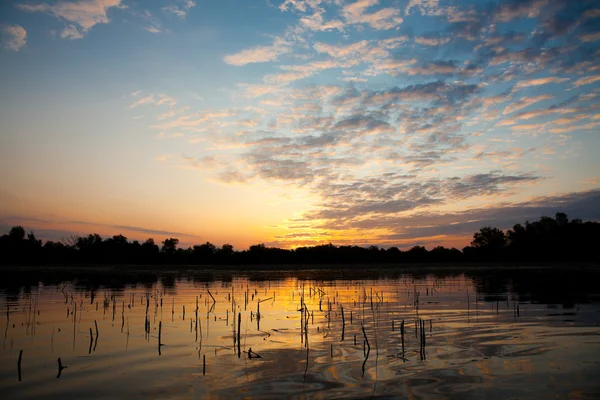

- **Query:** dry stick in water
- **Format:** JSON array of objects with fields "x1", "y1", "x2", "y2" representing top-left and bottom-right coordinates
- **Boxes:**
[
  {"x1": 17, "y1": 350, "x2": 22, "y2": 382},
  {"x1": 57, "y1": 358, "x2": 66, "y2": 379},
  {"x1": 401, "y1": 319, "x2": 405, "y2": 357},
  {"x1": 419, "y1": 319, "x2": 423, "y2": 361},
  {"x1": 360, "y1": 324, "x2": 371, "y2": 378},
  {"x1": 237, "y1": 312, "x2": 241, "y2": 358},
  {"x1": 207, "y1": 289, "x2": 216, "y2": 305},
  {"x1": 203, "y1": 354, "x2": 206, "y2": 375},
  {"x1": 361, "y1": 323, "x2": 371, "y2": 352},
  {"x1": 195, "y1": 296, "x2": 199, "y2": 342},
  {"x1": 158, "y1": 321, "x2": 163, "y2": 355},
  {"x1": 88, "y1": 328, "x2": 93, "y2": 354},
  {"x1": 340, "y1": 305, "x2": 345, "y2": 342},
  {"x1": 94, "y1": 320, "x2": 99, "y2": 352},
  {"x1": 423, "y1": 319, "x2": 426, "y2": 353}
]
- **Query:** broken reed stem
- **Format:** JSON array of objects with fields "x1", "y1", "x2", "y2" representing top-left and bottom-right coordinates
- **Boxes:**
[
  {"x1": 340, "y1": 305, "x2": 345, "y2": 342},
  {"x1": 401, "y1": 319, "x2": 405, "y2": 355},
  {"x1": 207, "y1": 289, "x2": 216, "y2": 304},
  {"x1": 56, "y1": 357, "x2": 65, "y2": 379},
  {"x1": 17, "y1": 349, "x2": 23, "y2": 382},
  {"x1": 89, "y1": 328, "x2": 93, "y2": 354},
  {"x1": 203, "y1": 354, "x2": 206, "y2": 375},
  {"x1": 361, "y1": 323, "x2": 370, "y2": 352},
  {"x1": 237, "y1": 312, "x2": 241, "y2": 358}
]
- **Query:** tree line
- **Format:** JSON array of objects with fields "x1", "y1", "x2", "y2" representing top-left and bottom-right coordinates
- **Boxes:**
[{"x1": 0, "y1": 213, "x2": 598, "y2": 266}]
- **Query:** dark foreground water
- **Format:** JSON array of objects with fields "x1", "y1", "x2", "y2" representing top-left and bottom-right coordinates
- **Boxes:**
[{"x1": 1, "y1": 266, "x2": 599, "y2": 399}]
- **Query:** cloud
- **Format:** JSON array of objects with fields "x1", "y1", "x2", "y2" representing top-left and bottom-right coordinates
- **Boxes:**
[
  {"x1": 145, "y1": 25, "x2": 161, "y2": 34},
  {"x1": 513, "y1": 77, "x2": 569, "y2": 90},
  {"x1": 374, "y1": 189, "x2": 600, "y2": 243},
  {"x1": 364, "y1": 81, "x2": 479, "y2": 107},
  {"x1": 405, "y1": 0, "x2": 440, "y2": 15},
  {"x1": 301, "y1": 171, "x2": 542, "y2": 228},
  {"x1": 0, "y1": 215, "x2": 195, "y2": 242},
  {"x1": 549, "y1": 121, "x2": 600, "y2": 134},
  {"x1": 503, "y1": 94, "x2": 553, "y2": 114},
  {"x1": 120, "y1": 0, "x2": 600, "y2": 249},
  {"x1": 584, "y1": 9, "x2": 600, "y2": 18},
  {"x1": 341, "y1": 0, "x2": 403, "y2": 30},
  {"x1": 299, "y1": 11, "x2": 344, "y2": 32},
  {"x1": 1, "y1": 24, "x2": 27, "y2": 51},
  {"x1": 445, "y1": 172, "x2": 541, "y2": 199},
  {"x1": 279, "y1": 0, "x2": 322, "y2": 13},
  {"x1": 18, "y1": 0, "x2": 124, "y2": 38},
  {"x1": 574, "y1": 75, "x2": 600, "y2": 87},
  {"x1": 129, "y1": 92, "x2": 177, "y2": 108},
  {"x1": 224, "y1": 37, "x2": 290, "y2": 66},
  {"x1": 314, "y1": 40, "x2": 369, "y2": 59},
  {"x1": 180, "y1": 154, "x2": 219, "y2": 170},
  {"x1": 495, "y1": 0, "x2": 549, "y2": 22},
  {"x1": 415, "y1": 36, "x2": 451, "y2": 46},
  {"x1": 579, "y1": 31, "x2": 600, "y2": 42},
  {"x1": 60, "y1": 24, "x2": 84, "y2": 39},
  {"x1": 163, "y1": 0, "x2": 196, "y2": 19}
]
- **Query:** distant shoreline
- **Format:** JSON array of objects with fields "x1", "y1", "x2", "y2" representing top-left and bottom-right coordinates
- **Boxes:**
[{"x1": 1, "y1": 262, "x2": 598, "y2": 273}]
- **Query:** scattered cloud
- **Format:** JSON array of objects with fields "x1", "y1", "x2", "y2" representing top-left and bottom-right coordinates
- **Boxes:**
[
  {"x1": 574, "y1": 75, "x2": 600, "y2": 87},
  {"x1": 513, "y1": 77, "x2": 570, "y2": 90},
  {"x1": 341, "y1": 0, "x2": 403, "y2": 30},
  {"x1": 224, "y1": 37, "x2": 291, "y2": 66},
  {"x1": 1, "y1": 24, "x2": 27, "y2": 51},
  {"x1": 18, "y1": 0, "x2": 124, "y2": 38},
  {"x1": 503, "y1": 94, "x2": 553, "y2": 115},
  {"x1": 415, "y1": 36, "x2": 450, "y2": 46},
  {"x1": 163, "y1": 0, "x2": 196, "y2": 19},
  {"x1": 9, "y1": 0, "x2": 593, "y2": 248}
]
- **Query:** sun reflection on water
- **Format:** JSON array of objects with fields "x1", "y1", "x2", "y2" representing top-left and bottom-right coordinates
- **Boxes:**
[{"x1": 0, "y1": 269, "x2": 599, "y2": 399}]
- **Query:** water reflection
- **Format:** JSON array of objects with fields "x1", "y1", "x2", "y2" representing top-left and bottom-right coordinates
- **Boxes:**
[{"x1": 1, "y1": 266, "x2": 599, "y2": 399}]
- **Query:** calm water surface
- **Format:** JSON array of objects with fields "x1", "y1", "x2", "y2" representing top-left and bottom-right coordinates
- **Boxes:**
[{"x1": 1, "y1": 267, "x2": 599, "y2": 399}]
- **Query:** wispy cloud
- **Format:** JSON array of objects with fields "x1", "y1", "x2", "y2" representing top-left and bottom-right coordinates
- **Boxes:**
[
  {"x1": 513, "y1": 77, "x2": 569, "y2": 90},
  {"x1": 224, "y1": 37, "x2": 291, "y2": 66},
  {"x1": 341, "y1": 0, "x2": 403, "y2": 30},
  {"x1": 574, "y1": 75, "x2": 600, "y2": 87},
  {"x1": 18, "y1": 0, "x2": 124, "y2": 39},
  {"x1": 162, "y1": 0, "x2": 196, "y2": 19}
]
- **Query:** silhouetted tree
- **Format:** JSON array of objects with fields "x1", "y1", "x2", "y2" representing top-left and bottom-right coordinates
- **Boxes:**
[
  {"x1": 161, "y1": 238, "x2": 179, "y2": 255},
  {"x1": 471, "y1": 227, "x2": 507, "y2": 250},
  {"x1": 0, "y1": 212, "x2": 597, "y2": 266},
  {"x1": 9, "y1": 226, "x2": 25, "y2": 241}
]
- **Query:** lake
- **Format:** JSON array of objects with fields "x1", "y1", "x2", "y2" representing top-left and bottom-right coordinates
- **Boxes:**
[{"x1": 1, "y1": 266, "x2": 599, "y2": 399}]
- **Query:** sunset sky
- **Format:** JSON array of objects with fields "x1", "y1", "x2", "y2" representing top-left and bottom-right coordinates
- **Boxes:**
[{"x1": 1, "y1": 0, "x2": 599, "y2": 250}]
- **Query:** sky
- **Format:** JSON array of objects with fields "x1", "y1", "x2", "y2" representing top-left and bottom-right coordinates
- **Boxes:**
[{"x1": 1, "y1": 0, "x2": 599, "y2": 250}]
